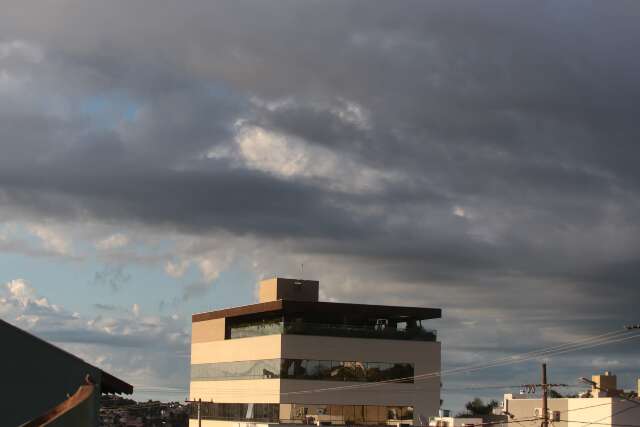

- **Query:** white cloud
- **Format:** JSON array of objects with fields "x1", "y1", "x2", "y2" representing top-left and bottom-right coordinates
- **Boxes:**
[
  {"x1": 6, "y1": 279, "x2": 34, "y2": 306},
  {"x1": 5, "y1": 279, "x2": 61, "y2": 315},
  {"x1": 590, "y1": 357, "x2": 620, "y2": 367},
  {"x1": 162, "y1": 235, "x2": 241, "y2": 285},
  {"x1": 234, "y1": 124, "x2": 310, "y2": 178},
  {"x1": 2, "y1": 279, "x2": 187, "y2": 349},
  {"x1": 0, "y1": 40, "x2": 43, "y2": 98},
  {"x1": 0, "y1": 278, "x2": 191, "y2": 399},
  {"x1": 27, "y1": 224, "x2": 72, "y2": 256},
  {"x1": 197, "y1": 258, "x2": 224, "y2": 283},
  {"x1": 95, "y1": 233, "x2": 130, "y2": 250},
  {"x1": 6, "y1": 279, "x2": 57, "y2": 311},
  {"x1": 232, "y1": 123, "x2": 401, "y2": 194},
  {"x1": 453, "y1": 206, "x2": 468, "y2": 218},
  {"x1": 164, "y1": 259, "x2": 190, "y2": 278},
  {"x1": 0, "y1": 40, "x2": 43, "y2": 63},
  {"x1": 330, "y1": 98, "x2": 371, "y2": 131}
]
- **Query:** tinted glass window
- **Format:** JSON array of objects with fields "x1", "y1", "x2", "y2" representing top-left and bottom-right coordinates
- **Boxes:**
[{"x1": 192, "y1": 358, "x2": 412, "y2": 382}]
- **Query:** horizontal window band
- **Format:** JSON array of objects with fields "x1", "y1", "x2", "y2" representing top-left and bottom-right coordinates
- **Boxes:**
[
  {"x1": 186, "y1": 402, "x2": 414, "y2": 424},
  {"x1": 191, "y1": 358, "x2": 414, "y2": 383}
]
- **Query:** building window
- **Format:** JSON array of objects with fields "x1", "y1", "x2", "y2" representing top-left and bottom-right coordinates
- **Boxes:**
[
  {"x1": 225, "y1": 316, "x2": 437, "y2": 342},
  {"x1": 191, "y1": 359, "x2": 280, "y2": 381},
  {"x1": 191, "y1": 359, "x2": 414, "y2": 383},
  {"x1": 228, "y1": 317, "x2": 284, "y2": 339},
  {"x1": 189, "y1": 403, "x2": 414, "y2": 424},
  {"x1": 279, "y1": 404, "x2": 414, "y2": 425},
  {"x1": 189, "y1": 402, "x2": 279, "y2": 422}
]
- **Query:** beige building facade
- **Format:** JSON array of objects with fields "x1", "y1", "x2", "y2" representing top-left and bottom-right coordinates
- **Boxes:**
[
  {"x1": 428, "y1": 416, "x2": 482, "y2": 427},
  {"x1": 503, "y1": 372, "x2": 640, "y2": 427},
  {"x1": 189, "y1": 278, "x2": 442, "y2": 426}
]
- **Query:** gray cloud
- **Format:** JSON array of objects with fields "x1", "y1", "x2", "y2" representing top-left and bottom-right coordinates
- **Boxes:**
[
  {"x1": 91, "y1": 265, "x2": 132, "y2": 292},
  {"x1": 2, "y1": 0, "x2": 640, "y2": 409}
]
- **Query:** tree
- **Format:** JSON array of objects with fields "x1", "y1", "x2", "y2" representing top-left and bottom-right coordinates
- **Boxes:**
[
  {"x1": 457, "y1": 398, "x2": 499, "y2": 417},
  {"x1": 548, "y1": 389, "x2": 563, "y2": 398}
]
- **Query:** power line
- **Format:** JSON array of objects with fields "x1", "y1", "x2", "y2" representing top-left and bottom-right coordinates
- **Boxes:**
[
  {"x1": 185, "y1": 330, "x2": 640, "y2": 398},
  {"x1": 578, "y1": 378, "x2": 640, "y2": 407},
  {"x1": 463, "y1": 418, "x2": 540, "y2": 426},
  {"x1": 186, "y1": 327, "x2": 640, "y2": 399},
  {"x1": 559, "y1": 401, "x2": 615, "y2": 414},
  {"x1": 436, "y1": 331, "x2": 639, "y2": 380},
  {"x1": 558, "y1": 423, "x2": 640, "y2": 427},
  {"x1": 507, "y1": 393, "x2": 640, "y2": 426},
  {"x1": 279, "y1": 331, "x2": 640, "y2": 396},
  {"x1": 558, "y1": 417, "x2": 640, "y2": 427},
  {"x1": 583, "y1": 403, "x2": 639, "y2": 427}
]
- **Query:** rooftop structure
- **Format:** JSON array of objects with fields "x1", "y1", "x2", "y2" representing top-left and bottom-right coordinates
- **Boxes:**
[
  {"x1": 590, "y1": 371, "x2": 623, "y2": 397},
  {"x1": 189, "y1": 277, "x2": 442, "y2": 426}
]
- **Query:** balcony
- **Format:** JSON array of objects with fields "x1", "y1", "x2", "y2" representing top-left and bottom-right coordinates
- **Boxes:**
[
  {"x1": 228, "y1": 318, "x2": 437, "y2": 341},
  {"x1": 284, "y1": 321, "x2": 437, "y2": 341}
]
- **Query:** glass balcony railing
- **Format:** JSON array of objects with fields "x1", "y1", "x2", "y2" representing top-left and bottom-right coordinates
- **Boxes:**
[
  {"x1": 284, "y1": 322, "x2": 437, "y2": 341},
  {"x1": 229, "y1": 320, "x2": 284, "y2": 339},
  {"x1": 229, "y1": 319, "x2": 437, "y2": 341},
  {"x1": 229, "y1": 320, "x2": 436, "y2": 341}
]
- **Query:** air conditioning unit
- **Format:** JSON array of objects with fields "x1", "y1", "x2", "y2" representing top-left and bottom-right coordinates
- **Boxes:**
[{"x1": 533, "y1": 408, "x2": 560, "y2": 421}]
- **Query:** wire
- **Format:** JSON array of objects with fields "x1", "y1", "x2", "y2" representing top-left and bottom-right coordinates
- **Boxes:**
[
  {"x1": 186, "y1": 328, "x2": 640, "y2": 399},
  {"x1": 559, "y1": 401, "x2": 615, "y2": 414},
  {"x1": 421, "y1": 330, "x2": 636, "y2": 383},
  {"x1": 433, "y1": 332, "x2": 639, "y2": 382},
  {"x1": 580, "y1": 380, "x2": 640, "y2": 408},
  {"x1": 278, "y1": 331, "x2": 640, "y2": 396},
  {"x1": 442, "y1": 384, "x2": 534, "y2": 391},
  {"x1": 438, "y1": 328, "x2": 632, "y2": 375},
  {"x1": 523, "y1": 398, "x2": 640, "y2": 427},
  {"x1": 558, "y1": 417, "x2": 640, "y2": 427},
  {"x1": 461, "y1": 418, "x2": 540, "y2": 426}
]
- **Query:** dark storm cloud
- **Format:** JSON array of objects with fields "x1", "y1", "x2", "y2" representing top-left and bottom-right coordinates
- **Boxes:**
[{"x1": 2, "y1": 1, "x2": 640, "y2": 330}]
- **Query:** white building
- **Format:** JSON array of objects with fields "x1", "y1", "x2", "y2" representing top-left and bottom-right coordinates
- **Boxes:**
[
  {"x1": 428, "y1": 416, "x2": 482, "y2": 427},
  {"x1": 503, "y1": 372, "x2": 640, "y2": 427}
]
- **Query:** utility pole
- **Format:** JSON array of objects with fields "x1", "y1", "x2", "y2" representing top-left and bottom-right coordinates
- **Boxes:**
[
  {"x1": 541, "y1": 363, "x2": 548, "y2": 427},
  {"x1": 198, "y1": 398, "x2": 202, "y2": 427},
  {"x1": 521, "y1": 364, "x2": 567, "y2": 427}
]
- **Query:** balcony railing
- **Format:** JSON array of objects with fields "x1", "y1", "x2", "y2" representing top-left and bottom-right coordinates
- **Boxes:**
[
  {"x1": 284, "y1": 322, "x2": 437, "y2": 341},
  {"x1": 229, "y1": 320, "x2": 436, "y2": 341}
]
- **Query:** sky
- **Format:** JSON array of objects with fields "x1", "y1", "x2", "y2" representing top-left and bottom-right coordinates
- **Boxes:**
[{"x1": 1, "y1": 0, "x2": 640, "y2": 413}]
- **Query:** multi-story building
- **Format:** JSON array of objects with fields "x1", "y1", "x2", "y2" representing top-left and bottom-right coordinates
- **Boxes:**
[
  {"x1": 189, "y1": 277, "x2": 442, "y2": 426},
  {"x1": 502, "y1": 371, "x2": 640, "y2": 427}
]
